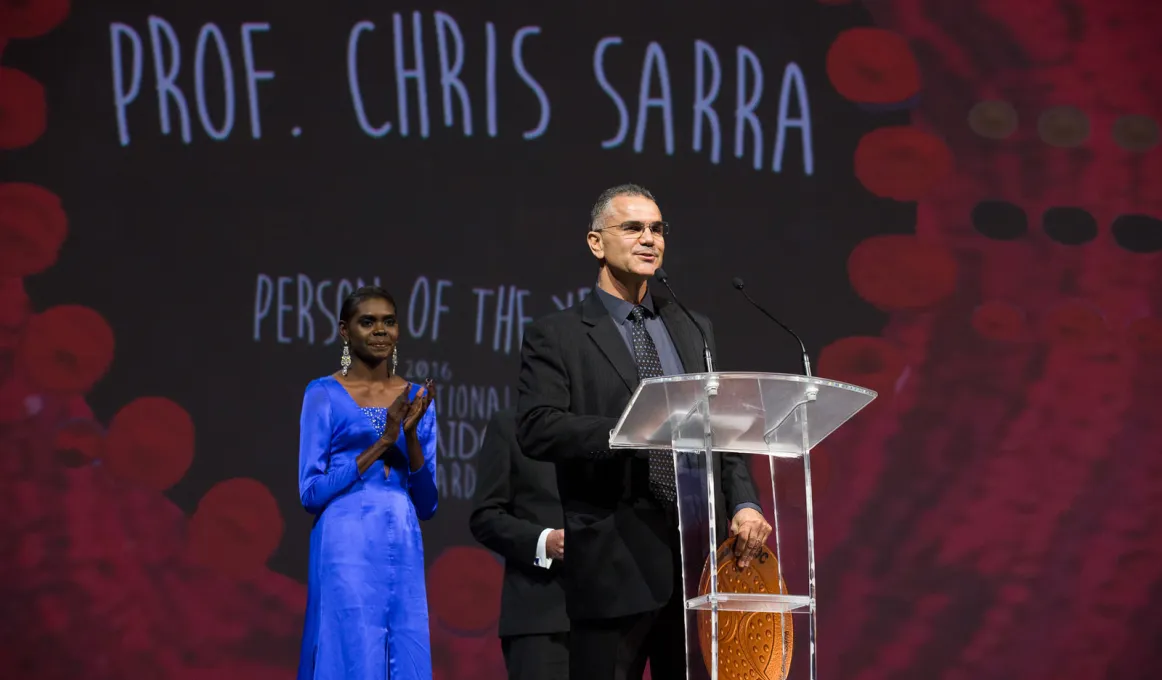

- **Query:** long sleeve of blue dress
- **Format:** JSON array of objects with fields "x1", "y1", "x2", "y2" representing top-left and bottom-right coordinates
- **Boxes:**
[
  {"x1": 298, "y1": 380, "x2": 363, "y2": 514},
  {"x1": 407, "y1": 403, "x2": 439, "y2": 521}
]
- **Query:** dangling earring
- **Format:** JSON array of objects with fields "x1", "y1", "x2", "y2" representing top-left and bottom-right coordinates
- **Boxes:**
[
  {"x1": 340, "y1": 340, "x2": 351, "y2": 376},
  {"x1": 391, "y1": 346, "x2": 398, "y2": 375}
]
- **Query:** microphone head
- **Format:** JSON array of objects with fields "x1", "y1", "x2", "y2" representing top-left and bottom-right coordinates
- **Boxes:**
[
  {"x1": 653, "y1": 267, "x2": 669, "y2": 283},
  {"x1": 731, "y1": 277, "x2": 746, "y2": 290}
]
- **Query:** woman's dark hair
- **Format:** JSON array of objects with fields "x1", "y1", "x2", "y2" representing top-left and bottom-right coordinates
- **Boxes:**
[{"x1": 339, "y1": 285, "x2": 397, "y2": 325}]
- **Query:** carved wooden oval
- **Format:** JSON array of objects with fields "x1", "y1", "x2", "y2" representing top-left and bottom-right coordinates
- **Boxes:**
[{"x1": 697, "y1": 541, "x2": 794, "y2": 680}]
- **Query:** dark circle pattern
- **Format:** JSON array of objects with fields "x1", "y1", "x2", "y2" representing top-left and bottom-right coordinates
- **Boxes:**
[
  {"x1": 1042, "y1": 207, "x2": 1098, "y2": 245},
  {"x1": 1112, "y1": 115, "x2": 1160, "y2": 152},
  {"x1": 1111, "y1": 214, "x2": 1162, "y2": 253},
  {"x1": 1038, "y1": 105, "x2": 1090, "y2": 147},
  {"x1": 972, "y1": 200, "x2": 1028, "y2": 240},
  {"x1": 968, "y1": 100, "x2": 1018, "y2": 140}
]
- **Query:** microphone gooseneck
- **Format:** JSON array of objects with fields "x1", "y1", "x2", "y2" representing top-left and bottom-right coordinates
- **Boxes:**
[
  {"x1": 654, "y1": 268, "x2": 714, "y2": 374},
  {"x1": 732, "y1": 277, "x2": 812, "y2": 377}
]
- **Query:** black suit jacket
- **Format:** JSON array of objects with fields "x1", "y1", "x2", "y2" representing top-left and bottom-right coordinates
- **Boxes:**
[
  {"x1": 469, "y1": 409, "x2": 569, "y2": 637},
  {"x1": 516, "y1": 292, "x2": 761, "y2": 621}
]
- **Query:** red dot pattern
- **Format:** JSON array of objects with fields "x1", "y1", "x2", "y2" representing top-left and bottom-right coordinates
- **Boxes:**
[
  {"x1": 103, "y1": 397, "x2": 196, "y2": 491},
  {"x1": 52, "y1": 417, "x2": 105, "y2": 466},
  {"x1": 426, "y1": 546, "x2": 504, "y2": 634},
  {"x1": 0, "y1": 7, "x2": 312, "y2": 677},
  {"x1": 819, "y1": 1, "x2": 1162, "y2": 679},
  {"x1": 0, "y1": 182, "x2": 68, "y2": 276},
  {"x1": 827, "y1": 28, "x2": 922, "y2": 105},
  {"x1": 1126, "y1": 317, "x2": 1162, "y2": 356},
  {"x1": 187, "y1": 478, "x2": 286, "y2": 579},
  {"x1": 18, "y1": 304, "x2": 115, "y2": 393},
  {"x1": 852, "y1": 126, "x2": 955, "y2": 202},
  {"x1": 0, "y1": 67, "x2": 47, "y2": 149},
  {"x1": 1040, "y1": 300, "x2": 1108, "y2": 347},
  {"x1": 846, "y1": 234, "x2": 959, "y2": 311},
  {"x1": 0, "y1": 0, "x2": 70, "y2": 40},
  {"x1": 971, "y1": 301, "x2": 1029, "y2": 342}
]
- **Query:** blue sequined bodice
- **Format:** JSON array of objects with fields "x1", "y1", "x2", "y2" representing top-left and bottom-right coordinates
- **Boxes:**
[{"x1": 360, "y1": 407, "x2": 388, "y2": 436}]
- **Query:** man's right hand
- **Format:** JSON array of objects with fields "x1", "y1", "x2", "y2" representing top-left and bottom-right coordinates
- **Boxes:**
[{"x1": 546, "y1": 528, "x2": 565, "y2": 560}]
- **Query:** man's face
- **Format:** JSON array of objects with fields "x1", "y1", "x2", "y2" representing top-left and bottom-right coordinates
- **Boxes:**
[{"x1": 587, "y1": 195, "x2": 666, "y2": 279}]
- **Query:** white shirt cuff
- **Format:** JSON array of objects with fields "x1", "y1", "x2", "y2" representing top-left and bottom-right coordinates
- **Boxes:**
[{"x1": 534, "y1": 527, "x2": 554, "y2": 569}]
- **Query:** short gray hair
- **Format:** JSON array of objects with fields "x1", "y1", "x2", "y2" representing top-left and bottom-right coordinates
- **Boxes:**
[{"x1": 589, "y1": 183, "x2": 656, "y2": 231}]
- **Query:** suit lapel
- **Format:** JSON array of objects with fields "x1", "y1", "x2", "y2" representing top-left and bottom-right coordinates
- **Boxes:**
[
  {"x1": 658, "y1": 298, "x2": 706, "y2": 373},
  {"x1": 581, "y1": 294, "x2": 639, "y2": 392}
]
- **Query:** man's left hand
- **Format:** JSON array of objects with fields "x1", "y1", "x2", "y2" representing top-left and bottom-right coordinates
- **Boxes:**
[{"x1": 729, "y1": 507, "x2": 772, "y2": 570}]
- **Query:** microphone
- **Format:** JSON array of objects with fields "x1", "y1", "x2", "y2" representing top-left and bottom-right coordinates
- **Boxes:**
[
  {"x1": 731, "y1": 277, "x2": 813, "y2": 377},
  {"x1": 654, "y1": 268, "x2": 715, "y2": 375}
]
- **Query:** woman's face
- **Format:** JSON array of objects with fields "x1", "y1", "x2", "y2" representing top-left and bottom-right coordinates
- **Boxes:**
[{"x1": 341, "y1": 297, "x2": 400, "y2": 365}]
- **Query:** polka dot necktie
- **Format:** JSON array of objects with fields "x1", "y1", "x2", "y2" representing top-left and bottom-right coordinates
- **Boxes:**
[{"x1": 629, "y1": 305, "x2": 677, "y2": 503}]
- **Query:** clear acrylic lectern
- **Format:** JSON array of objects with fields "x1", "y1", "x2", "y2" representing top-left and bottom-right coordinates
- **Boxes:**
[{"x1": 609, "y1": 372, "x2": 877, "y2": 680}]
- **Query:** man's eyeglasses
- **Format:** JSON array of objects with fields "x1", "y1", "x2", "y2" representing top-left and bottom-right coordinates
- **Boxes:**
[{"x1": 594, "y1": 221, "x2": 670, "y2": 239}]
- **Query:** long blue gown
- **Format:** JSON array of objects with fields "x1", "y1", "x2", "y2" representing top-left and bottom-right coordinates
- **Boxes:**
[{"x1": 296, "y1": 376, "x2": 438, "y2": 680}]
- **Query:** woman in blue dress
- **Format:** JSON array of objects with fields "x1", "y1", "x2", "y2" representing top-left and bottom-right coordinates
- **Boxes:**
[{"x1": 297, "y1": 285, "x2": 439, "y2": 680}]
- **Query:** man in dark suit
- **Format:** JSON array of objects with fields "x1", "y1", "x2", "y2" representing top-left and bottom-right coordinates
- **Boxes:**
[
  {"x1": 469, "y1": 409, "x2": 569, "y2": 680},
  {"x1": 515, "y1": 183, "x2": 773, "y2": 679}
]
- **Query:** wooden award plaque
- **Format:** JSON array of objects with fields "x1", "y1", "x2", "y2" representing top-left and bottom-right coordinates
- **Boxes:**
[{"x1": 696, "y1": 540, "x2": 794, "y2": 680}]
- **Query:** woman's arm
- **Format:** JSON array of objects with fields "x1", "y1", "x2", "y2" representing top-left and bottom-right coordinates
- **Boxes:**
[
  {"x1": 298, "y1": 383, "x2": 394, "y2": 514},
  {"x1": 405, "y1": 404, "x2": 439, "y2": 521}
]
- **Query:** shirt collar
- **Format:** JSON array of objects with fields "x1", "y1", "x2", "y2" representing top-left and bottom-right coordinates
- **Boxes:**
[{"x1": 594, "y1": 280, "x2": 657, "y2": 322}]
